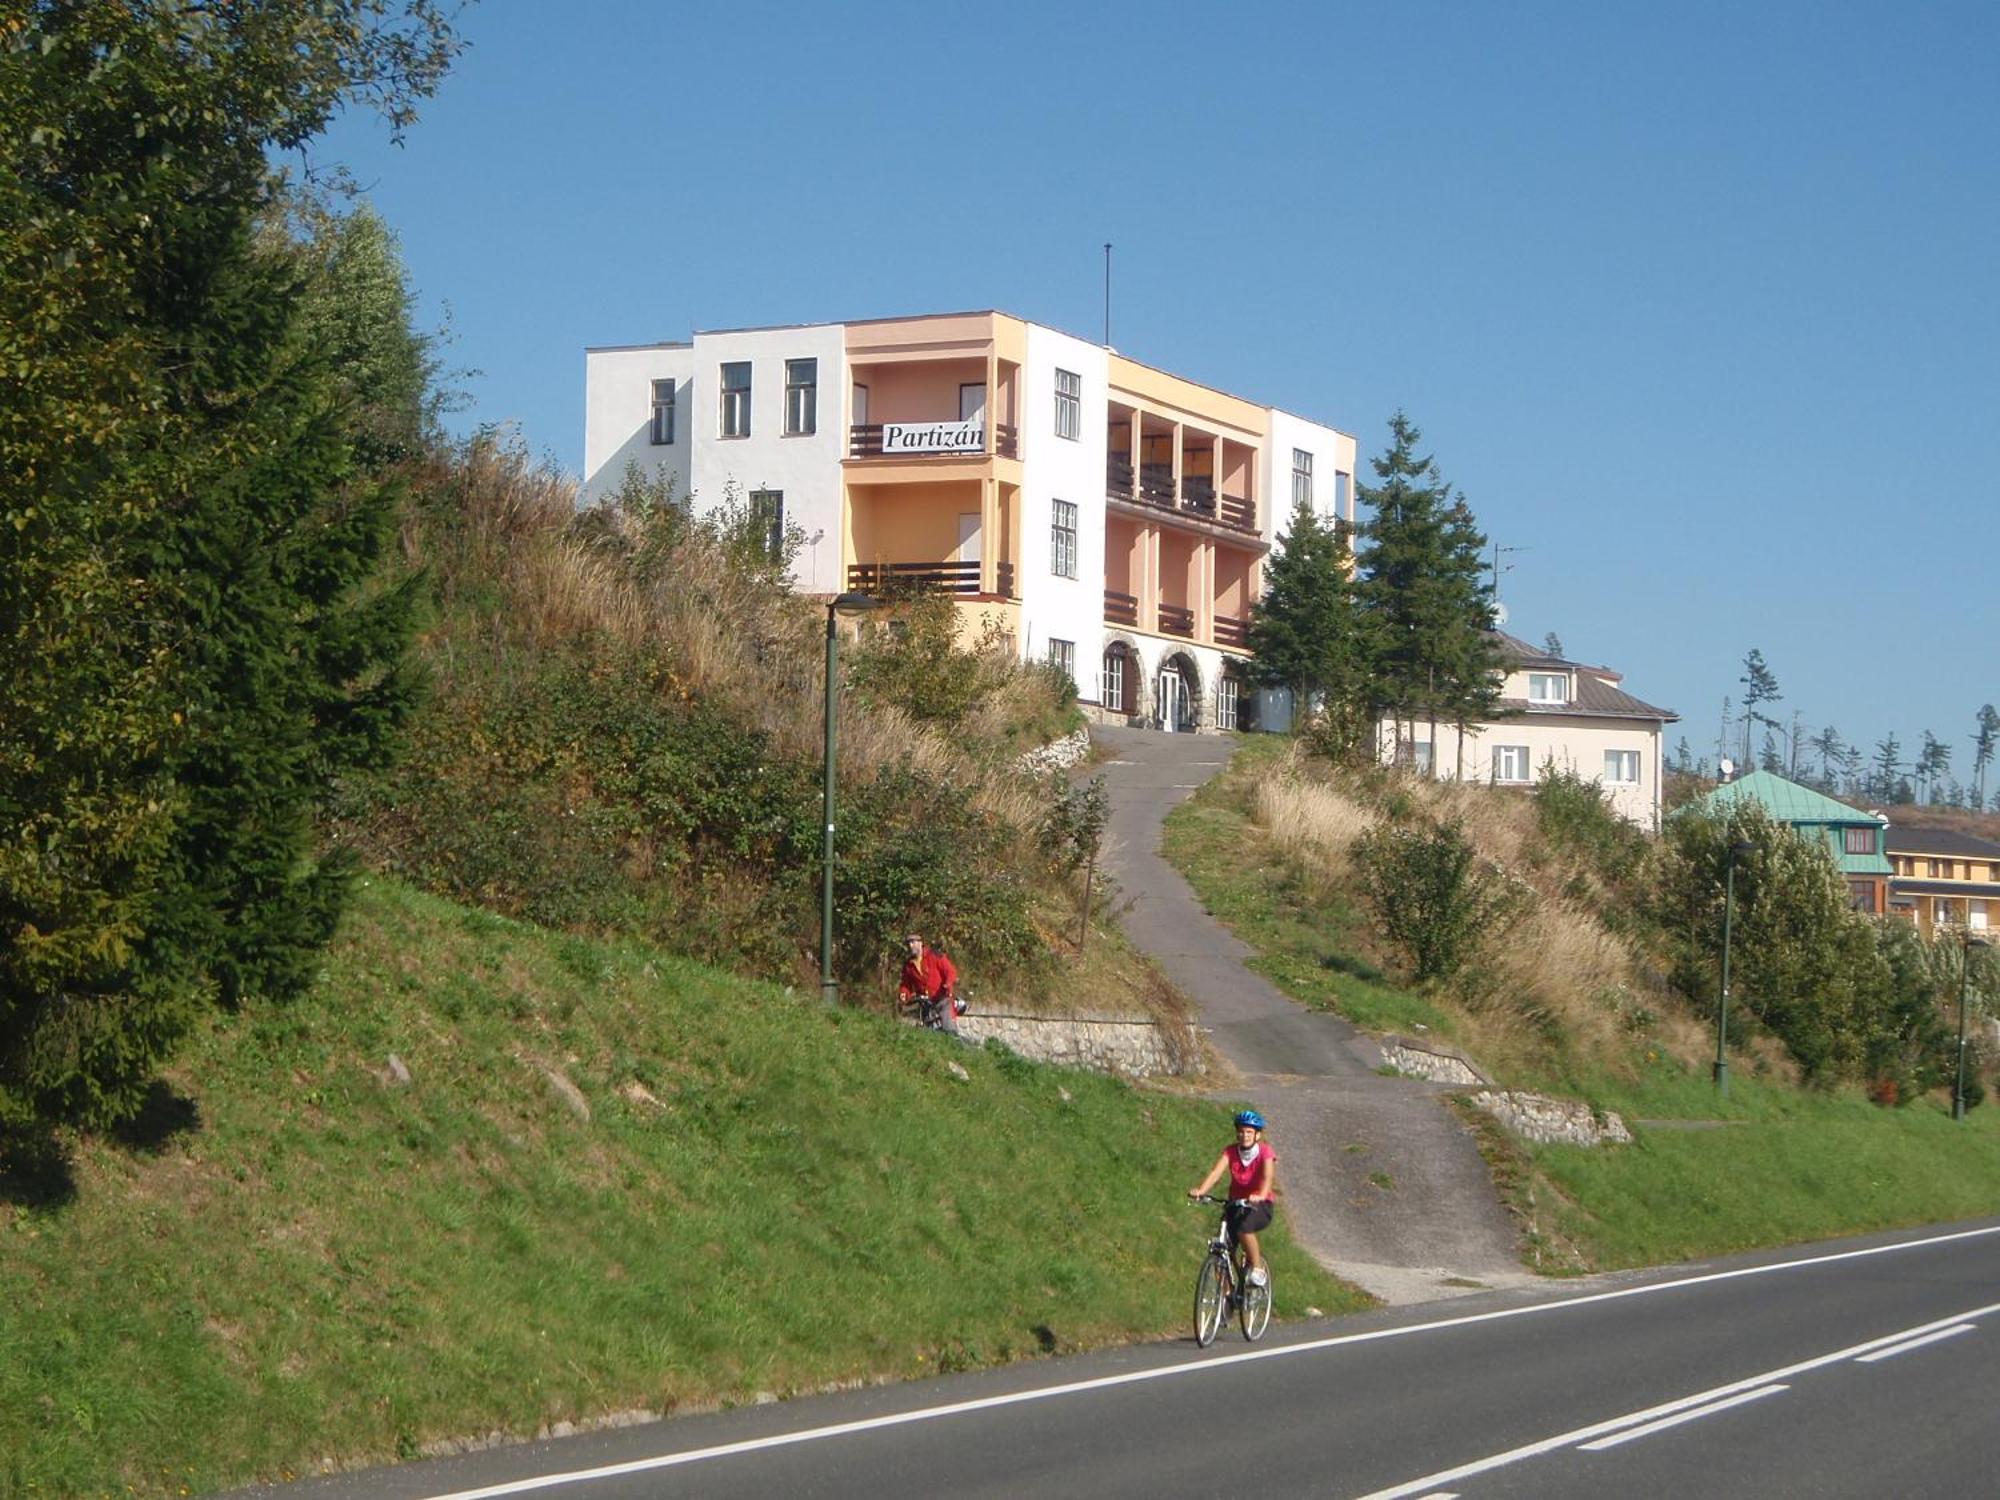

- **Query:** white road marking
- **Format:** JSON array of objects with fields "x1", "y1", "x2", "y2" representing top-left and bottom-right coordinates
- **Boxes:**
[
  {"x1": 412, "y1": 1226, "x2": 2000, "y2": 1500},
  {"x1": 1412, "y1": 1493, "x2": 1460, "y2": 1499},
  {"x1": 1855, "y1": 1324, "x2": 1976, "y2": 1363},
  {"x1": 1574, "y1": 1384, "x2": 1788, "y2": 1451},
  {"x1": 1351, "y1": 1303, "x2": 1998, "y2": 1499}
]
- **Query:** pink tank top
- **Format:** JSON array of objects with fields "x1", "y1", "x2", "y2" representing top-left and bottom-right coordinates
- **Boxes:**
[{"x1": 1226, "y1": 1143, "x2": 1275, "y2": 1200}]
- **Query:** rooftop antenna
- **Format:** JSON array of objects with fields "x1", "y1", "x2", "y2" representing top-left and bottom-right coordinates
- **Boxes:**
[
  {"x1": 1489, "y1": 542, "x2": 1528, "y2": 602},
  {"x1": 1103, "y1": 242, "x2": 1112, "y2": 347}
]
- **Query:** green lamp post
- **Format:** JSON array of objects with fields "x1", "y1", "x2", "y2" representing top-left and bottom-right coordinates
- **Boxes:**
[
  {"x1": 1714, "y1": 838, "x2": 1754, "y2": 1097},
  {"x1": 820, "y1": 591, "x2": 878, "y2": 1005}
]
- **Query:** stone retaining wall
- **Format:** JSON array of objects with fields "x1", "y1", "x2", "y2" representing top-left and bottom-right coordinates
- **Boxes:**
[
  {"x1": 953, "y1": 1011, "x2": 1194, "y2": 1077},
  {"x1": 1468, "y1": 1089, "x2": 1632, "y2": 1148},
  {"x1": 1381, "y1": 1037, "x2": 1488, "y2": 1086}
]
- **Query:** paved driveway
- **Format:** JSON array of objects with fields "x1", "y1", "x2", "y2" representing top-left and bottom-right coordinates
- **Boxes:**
[{"x1": 1092, "y1": 726, "x2": 1533, "y2": 1303}]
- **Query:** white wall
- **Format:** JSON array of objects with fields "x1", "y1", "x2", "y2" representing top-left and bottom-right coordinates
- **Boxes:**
[
  {"x1": 1021, "y1": 326, "x2": 1110, "y2": 690},
  {"x1": 1384, "y1": 713, "x2": 1667, "y2": 829},
  {"x1": 582, "y1": 344, "x2": 693, "y2": 508},
  {"x1": 684, "y1": 324, "x2": 850, "y2": 594},
  {"x1": 1264, "y1": 411, "x2": 1359, "y2": 540}
]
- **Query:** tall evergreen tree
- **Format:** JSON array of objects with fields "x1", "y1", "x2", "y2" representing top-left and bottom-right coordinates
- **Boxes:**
[
  {"x1": 1247, "y1": 503, "x2": 1371, "y2": 756},
  {"x1": 0, "y1": 2, "x2": 458, "y2": 1134},
  {"x1": 1738, "y1": 648, "x2": 1782, "y2": 766},
  {"x1": 1353, "y1": 413, "x2": 1500, "y2": 777},
  {"x1": 1973, "y1": 704, "x2": 1999, "y2": 810},
  {"x1": 1870, "y1": 734, "x2": 1904, "y2": 801},
  {"x1": 1917, "y1": 731, "x2": 1951, "y2": 805},
  {"x1": 1811, "y1": 725, "x2": 1844, "y2": 788}
]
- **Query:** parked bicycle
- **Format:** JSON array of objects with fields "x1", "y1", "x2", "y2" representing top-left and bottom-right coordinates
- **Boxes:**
[{"x1": 1188, "y1": 1194, "x2": 1271, "y2": 1345}]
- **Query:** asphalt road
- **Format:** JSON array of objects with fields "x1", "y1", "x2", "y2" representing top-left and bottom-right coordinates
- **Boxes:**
[{"x1": 239, "y1": 1218, "x2": 2000, "y2": 1500}]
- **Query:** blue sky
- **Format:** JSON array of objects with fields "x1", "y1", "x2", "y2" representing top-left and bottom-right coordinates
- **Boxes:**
[{"x1": 320, "y1": 0, "x2": 1999, "y2": 789}]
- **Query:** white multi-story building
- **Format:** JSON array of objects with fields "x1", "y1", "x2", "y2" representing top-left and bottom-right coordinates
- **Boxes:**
[{"x1": 583, "y1": 311, "x2": 1357, "y2": 732}]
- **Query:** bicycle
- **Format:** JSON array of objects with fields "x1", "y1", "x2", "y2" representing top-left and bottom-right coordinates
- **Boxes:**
[
  {"x1": 903, "y1": 990, "x2": 968, "y2": 1033},
  {"x1": 1188, "y1": 1195, "x2": 1272, "y2": 1345}
]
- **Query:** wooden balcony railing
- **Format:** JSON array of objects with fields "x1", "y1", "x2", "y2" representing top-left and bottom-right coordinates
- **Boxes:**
[
  {"x1": 1108, "y1": 467, "x2": 1259, "y2": 538},
  {"x1": 1219, "y1": 493, "x2": 1256, "y2": 532},
  {"x1": 1182, "y1": 477, "x2": 1217, "y2": 518},
  {"x1": 1158, "y1": 603, "x2": 1195, "y2": 637},
  {"x1": 1104, "y1": 589, "x2": 1138, "y2": 626},
  {"x1": 847, "y1": 560, "x2": 1016, "y2": 598},
  {"x1": 1106, "y1": 458, "x2": 1134, "y2": 498},
  {"x1": 1138, "y1": 464, "x2": 1177, "y2": 506},
  {"x1": 848, "y1": 423, "x2": 1018, "y2": 459},
  {"x1": 1214, "y1": 612, "x2": 1251, "y2": 649}
]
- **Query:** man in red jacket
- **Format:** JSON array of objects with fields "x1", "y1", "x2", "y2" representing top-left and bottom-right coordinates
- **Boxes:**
[{"x1": 898, "y1": 933, "x2": 959, "y2": 1029}]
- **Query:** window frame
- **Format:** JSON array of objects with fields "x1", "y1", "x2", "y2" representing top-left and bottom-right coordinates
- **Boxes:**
[
  {"x1": 720, "y1": 361, "x2": 752, "y2": 438},
  {"x1": 747, "y1": 488, "x2": 784, "y2": 562},
  {"x1": 1054, "y1": 368, "x2": 1081, "y2": 441},
  {"x1": 1050, "y1": 499, "x2": 1079, "y2": 580},
  {"x1": 1492, "y1": 744, "x2": 1532, "y2": 784},
  {"x1": 1291, "y1": 448, "x2": 1314, "y2": 508},
  {"x1": 1333, "y1": 469, "x2": 1352, "y2": 514},
  {"x1": 1101, "y1": 647, "x2": 1125, "y2": 713},
  {"x1": 649, "y1": 378, "x2": 676, "y2": 445},
  {"x1": 1527, "y1": 671, "x2": 1569, "y2": 705},
  {"x1": 784, "y1": 358, "x2": 817, "y2": 436},
  {"x1": 1047, "y1": 637, "x2": 1076, "y2": 689},
  {"x1": 1217, "y1": 674, "x2": 1240, "y2": 732},
  {"x1": 1604, "y1": 749, "x2": 1640, "y2": 785},
  {"x1": 1842, "y1": 826, "x2": 1876, "y2": 856}
]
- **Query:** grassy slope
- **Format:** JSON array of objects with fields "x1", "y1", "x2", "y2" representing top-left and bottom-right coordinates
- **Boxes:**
[
  {"x1": 0, "y1": 881, "x2": 1358, "y2": 1499},
  {"x1": 1165, "y1": 741, "x2": 2000, "y2": 1273}
]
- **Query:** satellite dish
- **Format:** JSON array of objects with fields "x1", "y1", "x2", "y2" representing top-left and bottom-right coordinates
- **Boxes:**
[
  {"x1": 1492, "y1": 601, "x2": 1509, "y2": 627},
  {"x1": 1719, "y1": 758, "x2": 1736, "y2": 781}
]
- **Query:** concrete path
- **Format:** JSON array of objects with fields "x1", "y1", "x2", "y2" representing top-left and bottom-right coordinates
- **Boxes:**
[{"x1": 1092, "y1": 725, "x2": 1534, "y2": 1305}]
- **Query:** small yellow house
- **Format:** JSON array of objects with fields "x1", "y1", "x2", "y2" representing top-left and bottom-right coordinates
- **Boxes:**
[{"x1": 1885, "y1": 826, "x2": 2000, "y2": 931}]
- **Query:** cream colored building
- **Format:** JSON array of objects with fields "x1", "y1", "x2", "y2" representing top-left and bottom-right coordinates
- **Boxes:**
[{"x1": 1381, "y1": 633, "x2": 1677, "y2": 829}]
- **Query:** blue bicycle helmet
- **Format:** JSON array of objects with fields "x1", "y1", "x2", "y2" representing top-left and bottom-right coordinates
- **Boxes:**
[{"x1": 1234, "y1": 1109, "x2": 1266, "y2": 1130}]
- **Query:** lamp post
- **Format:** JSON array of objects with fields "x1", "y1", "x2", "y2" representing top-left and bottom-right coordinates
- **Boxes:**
[
  {"x1": 1955, "y1": 927, "x2": 1988, "y2": 1121},
  {"x1": 1715, "y1": 837, "x2": 1754, "y2": 1097},
  {"x1": 820, "y1": 591, "x2": 877, "y2": 1005}
]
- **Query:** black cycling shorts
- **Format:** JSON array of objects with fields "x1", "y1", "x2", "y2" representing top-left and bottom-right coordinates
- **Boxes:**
[{"x1": 1226, "y1": 1199, "x2": 1273, "y2": 1237}]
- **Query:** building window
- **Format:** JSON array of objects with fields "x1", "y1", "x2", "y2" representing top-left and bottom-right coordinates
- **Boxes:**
[
  {"x1": 649, "y1": 379, "x2": 676, "y2": 445},
  {"x1": 1848, "y1": 881, "x2": 1879, "y2": 914},
  {"x1": 720, "y1": 361, "x2": 751, "y2": 438},
  {"x1": 1397, "y1": 738, "x2": 1434, "y2": 774},
  {"x1": 1217, "y1": 674, "x2": 1240, "y2": 732},
  {"x1": 1334, "y1": 469, "x2": 1351, "y2": 513},
  {"x1": 1528, "y1": 672, "x2": 1568, "y2": 704},
  {"x1": 748, "y1": 489, "x2": 783, "y2": 561},
  {"x1": 1047, "y1": 637, "x2": 1076, "y2": 688},
  {"x1": 1054, "y1": 368, "x2": 1081, "y2": 440},
  {"x1": 1101, "y1": 647, "x2": 1125, "y2": 713},
  {"x1": 1493, "y1": 745, "x2": 1531, "y2": 783},
  {"x1": 1051, "y1": 499, "x2": 1078, "y2": 579},
  {"x1": 1292, "y1": 449, "x2": 1313, "y2": 508},
  {"x1": 1604, "y1": 749, "x2": 1640, "y2": 785},
  {"x1": 1843, "y1": 827, "x2": 1876, "y2": 856},
  {"x1": 783, "y1": 358, "x2": 817, "y2": 435}
]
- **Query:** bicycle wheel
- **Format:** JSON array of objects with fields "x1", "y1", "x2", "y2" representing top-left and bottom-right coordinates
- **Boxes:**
[
  {"x1": 1193, "y1": 1253, "x2": 1229, "y2": 1347},
  {"x1": 1239, "y1": 1270, "x2": 1272, "y2": 1342}
]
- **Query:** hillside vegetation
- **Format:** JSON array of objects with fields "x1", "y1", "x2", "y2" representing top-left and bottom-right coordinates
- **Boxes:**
[
  {"x1": 0, "y1": 879, "x2": 1357, "y2": 1497},
  {"x1": 1166, "y1": 738, "x2": 2000, "y2": 1270}
]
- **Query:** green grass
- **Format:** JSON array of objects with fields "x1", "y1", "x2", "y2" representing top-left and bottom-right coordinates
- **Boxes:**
[
  {"x1": 1165, "y1": 737, "x2": 2000, "y2": 1275},
  {"x1": 0, "y1": 880, "x2": 1361, "y2": 1499}
]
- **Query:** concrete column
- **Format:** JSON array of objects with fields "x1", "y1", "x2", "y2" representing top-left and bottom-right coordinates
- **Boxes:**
[
  {"x1": 1141, "y1": 525, "x2": 1161, "y2": 634},
  {"x1": 1198, "y1": 540, "x2": 1215, "y2": 642},
  {"x1": 980, "y1": 477, "x2": 999, "y2": 595},
  {"x1": 985, "y1": 349, "x2": 1000, "y2": 455}
]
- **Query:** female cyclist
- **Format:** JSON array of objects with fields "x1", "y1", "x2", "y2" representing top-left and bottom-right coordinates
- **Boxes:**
[{"x1": 1188, "y1": 1108, "x2": 1276, "y2": 1286}]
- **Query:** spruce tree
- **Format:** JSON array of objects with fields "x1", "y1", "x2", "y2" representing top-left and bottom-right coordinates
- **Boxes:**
[
  {"x1": 1738, "y1": 649, "x2": 1782, "y2": 766},
  {"x1": 1354, "y1": 413, "x2": 1499, "y2": 776},
  {"x1": 0, "y1": 2, "x2": 457, "y2": 1133},
  {"x1": 1247, "y1": 502, "x2": 1371, "y2": 755},
  {"x1": 1974, "y1": 705, "x2": 1999, "y2": 809}
]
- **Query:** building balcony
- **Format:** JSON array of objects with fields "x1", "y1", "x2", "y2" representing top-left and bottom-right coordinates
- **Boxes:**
[
  {"x1": 849, "y1": 423, "x2": 1018, "y2": 460},
  {"x1": 1158, "y1": 603, "x2": 1195, "y2": 638},
  {"x1": 847, "y1": 559, "x2": 1016, "y2": 599},
  {"x1": 1104, "y1": 589, "x2": 1138, "y2": 627},
  {"x1": 1214, "y1": 612, "x2": 1250, "y2": 649},
  {"x1": 1104, "y1": 460, "x2": 1258, "y2": 538}
]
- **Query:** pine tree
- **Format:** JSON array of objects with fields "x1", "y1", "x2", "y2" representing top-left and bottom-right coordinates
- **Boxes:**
[
  {"x1": 1247, "y1": 503, "x2": 1370, "y2": 756},
  {"x1": 1811, "y1": 725, "x2": 1844, "y2": 789},
  {"x1": 1738, "y1": 649, "x2": 1782, "y2": 766},
  {"x1": 1973, "y1": 705, "x2": 1999, "y2": 810},
  {"x1": 0, "y1": 2, "x2": 457, "y2": 1134},
  {"x1": 1543, "y1": 632, "x2": 1564, "y2": 658},
  {"x1": 1871, "y1": 734, "x2": 1904, "y2": 801},
  {"x1": 1353, "y1": 414, "x2": 1500, "y2": 777},
  {"x1": 1917, "y1": 731, "x2": 1951, "y2": 805}
]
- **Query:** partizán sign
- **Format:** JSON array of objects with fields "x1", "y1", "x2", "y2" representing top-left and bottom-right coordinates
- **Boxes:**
[{"x1": 880, "y1": 419, "x2": 983, "y2": 455}]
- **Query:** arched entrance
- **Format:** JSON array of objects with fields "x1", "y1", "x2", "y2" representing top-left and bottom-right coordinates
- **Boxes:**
[
  {"x1": 1157, "y1": 651, "x2": 1202, "y2": 733},
  {"x1": 1100, "y1": 638, "x2": 1139, "y2": 718}
]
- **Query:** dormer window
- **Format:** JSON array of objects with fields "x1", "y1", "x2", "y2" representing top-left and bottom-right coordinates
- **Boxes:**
[{"x1": 1528, "y1": 672, "x2": 1568, "y2": 705}]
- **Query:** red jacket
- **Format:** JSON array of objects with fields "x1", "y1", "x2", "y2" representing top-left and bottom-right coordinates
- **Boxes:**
[{"x1": 899, "y1": 949, "x2": 958, "y2": 1002}]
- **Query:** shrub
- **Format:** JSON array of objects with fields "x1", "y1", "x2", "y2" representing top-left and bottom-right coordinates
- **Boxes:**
[
  {"x1": 1534, "y1": 765, "x2": 1648, "y2": 890},
  {"x1": 1353, "y1": 818, "x2": 1515, "y2": 982}
]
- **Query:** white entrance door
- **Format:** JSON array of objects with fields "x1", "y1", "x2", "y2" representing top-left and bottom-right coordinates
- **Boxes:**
[{"x1": 1157, "y1": 667, "x2": 1186, "y2": 733}]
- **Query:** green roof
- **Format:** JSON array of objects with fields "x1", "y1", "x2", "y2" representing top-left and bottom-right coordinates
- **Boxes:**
[{"x1": 1692, "y1": 771, "x2": 1893, "y2": 875}]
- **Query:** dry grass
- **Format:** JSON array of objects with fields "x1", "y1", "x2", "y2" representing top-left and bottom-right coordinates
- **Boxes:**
[{"x1": 1242, "y1": 750, "x2": 1718, "y2": 1083}]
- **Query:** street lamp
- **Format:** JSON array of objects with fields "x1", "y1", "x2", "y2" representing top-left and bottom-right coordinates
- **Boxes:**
[
  {"x1": 1714, "y1": 837, "x2": 1755, "y2": 1097},
  {"x1": 820, "y1": 591, "x2": 878, "y2": 1005},
  {"x1": 1955, "y1": 927, "x2": 1989, "y2": 1122}
]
